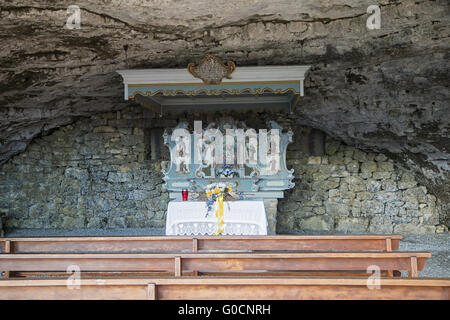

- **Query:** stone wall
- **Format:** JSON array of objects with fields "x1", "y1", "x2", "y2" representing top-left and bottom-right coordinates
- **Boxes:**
[
  {"x1": 278, "y1": 136, "x2": 446, "y2": 234},
  {"x1": 0, "y1": 106, "x2": 446, "y2": 234},
  {"x1": 0, "y1": 106, "x2": 168, "y2": 229}
]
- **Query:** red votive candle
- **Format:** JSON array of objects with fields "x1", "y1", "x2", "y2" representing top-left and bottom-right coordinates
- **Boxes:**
[{"x1": 181, "y1": 189, "x2": 188, "y2": 201}]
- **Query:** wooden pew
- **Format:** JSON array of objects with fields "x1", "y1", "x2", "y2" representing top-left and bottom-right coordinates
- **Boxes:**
[
  {"x1": 0, "y1": 251, "x2": 430, "y2": 278},
  {"x1": 0, "y1": 235, "x2": 402, "y2": 253},
  {"x1": 0, "y1": 277, "x2": 448, "y2": 300}
]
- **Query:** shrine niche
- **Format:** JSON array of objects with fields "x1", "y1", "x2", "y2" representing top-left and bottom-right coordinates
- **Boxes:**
[
  {"x1": 116, "y1": 56, "x2": 311, "y2": 235},
  {"x1": 116, "y1": 57, "x2": 310, "y2": 201}
]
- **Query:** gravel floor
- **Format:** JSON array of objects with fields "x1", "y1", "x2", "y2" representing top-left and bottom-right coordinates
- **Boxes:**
[
  {"x1": 397, "y1": 234, "x2": 449, "y2": 278},
  {"x1": 2, "y1": 228, "x2": 449, "y2": 278}
]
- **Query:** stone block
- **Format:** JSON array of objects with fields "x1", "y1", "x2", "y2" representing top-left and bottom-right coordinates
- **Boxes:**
[
  {"x1": 346, "y1": 160, "x2": 359, "y2": 173},
  {"x1": 403, "y1": 187, "x2": 428, "y2": 203},
  {"x1": 393, "y1": 224, "x2": 436, "y2": 234},
  {"x1": 107, "y1": 171, "x2": 132, "y2": 183},
  {"x1": 376, "y1": 162, "x2": 394, "y2": 172},
  {"x1": 131, "y1": 190, "x2": 151, "y2": 201},
  {"x1": 307, "y1": 156, "x2": 322, "y2": 165},
  {"x1": 403, "y1": 196, "x2": 419, "y2": 210},
  {"x1": 313, "y1": 207, "x2": 326, "y2": 215},
  {"x1": 61, "y1": 215, "x2": 85, "y2": 229},
  {"x1": 64, "y1": 168, "x2": 89, "y2": 181},
  {"x1": 361, "y1": 161, "x2": 377, "y2": 173},
  {"x1": 278, "y1": 200, "x2": 299, "y2": 212},
  {"x1": 340, "y1": 190, "x2": 356, "y2": 199},
  {"x1": 400, "y1": 172, "x2": 416, "y2": 182},
  {"x1": 86, "y1": 217, "x2": 104, "y2": 228},
  {"x1": 356, "y1": 192, "x2": 373, "y2": 200},
  {"x1": 385, "y1": 202, "x2": 400, "y2": 216},
  {"x1": 277, "y1": 212, "x2": 295, "y2": 231},
  {"x1": 312, "y1": 179, "x2": 340, "y2": 191},
  {"x1": 373, "y1": 172, "x2": 392, "y2": 180},
  {"x1": 312, "y1": 172, "x2": 329, "y2": 181},
  {"x1": 93, "y1": 126, "x2": 116, "y2": 133},
  {"x1": 436, "y1": 224, "x2": 449, "y2": 233},
  {"x1": 353, "y1": 150, "x2": 367, "y2": 162},
  {"x1": 328, "y1": 152, "x2": 345, "y2": 164},
  {"x1": 361, "y1": 200, "x2": 384, "y2": 215},
  {"x1": 374, "y1": 154, "x2": 388, "y2": 162},
  {"x1": 109, "y1": 217, "x2": 127, "y2": 228},
  {"x1": 319, "y1": 164, "x2": 338, "y2": 175},
  {"x1": 343, "y1": 148, "x2": 354, "y2": 158},
  {"x1": 301, "y1": 200, "x2": 323, "y2": 207},
  {"x1": 382, "y1": 180, "x2": 398, "y2": 191},
  {"x1": 325, "y1": 141, "x2": 340, "y2": 156},
  {"x1": 336, "y1": 217, "x2": 369, "y2": 233},
  {"x1": 345, "y1": 176, "x2": 365, "y2": 192},
  {"x1": 360, "y1": 171, "x2": 372, "y2": 179},
  {"x1": 374, "y1": 192, "x2": 399, "y2": 203},
  {"x1": 329, "y1": 189, "x2": 340, "y2": 198},
  {"x1": 325, "y1": 201, "x2": 349, "y2": 216},
  {"x1": 298, "y1": 215, "x2": 333, "y2": 231},
  {"x1": 422, "y1": 212, "x2": 439, "y2": 225},
  {"x1": 343, "y1": 157, "x2": 353, "y2": 165},
  {"x1": 368, "y1": 216, "x2": 394, "y2": 233},
  {"x1": 398, "y1": 180, "x2": 417, "y2": 190}
]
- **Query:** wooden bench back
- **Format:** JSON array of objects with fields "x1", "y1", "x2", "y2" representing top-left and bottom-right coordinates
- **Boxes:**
[
  {"x1": 0, "y1": 277, "x2": 448, "y2": 300},
  {"x1": 0, "y1": 235, "x2": 402, "y2": 253},
  {"x1": 0, "y1": 251, "x2": 430, "y2": 277}
]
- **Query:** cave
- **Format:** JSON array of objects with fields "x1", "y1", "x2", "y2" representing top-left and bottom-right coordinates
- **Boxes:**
[{"x1": 0, "y1": 0, "x2": 449, "y2": 238}]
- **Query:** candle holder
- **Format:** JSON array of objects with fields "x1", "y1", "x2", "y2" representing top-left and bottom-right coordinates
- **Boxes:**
[{"x1": 181, "y1": 189, "x2": 189, "y2": 201}]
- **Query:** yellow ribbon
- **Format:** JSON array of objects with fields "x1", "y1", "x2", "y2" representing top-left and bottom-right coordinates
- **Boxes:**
[{"x1": 214, "y1": 194, "x2": 224, "y2": 235}]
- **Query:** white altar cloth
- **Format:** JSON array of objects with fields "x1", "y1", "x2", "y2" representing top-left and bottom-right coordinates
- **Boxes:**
[{"x1": 165, "y1": 200, "x2": 267, "y2": 235}]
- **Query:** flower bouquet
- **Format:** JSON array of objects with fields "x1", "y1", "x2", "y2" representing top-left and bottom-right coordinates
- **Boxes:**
[
  {"x1": 204, "y1": 182, "x2": 243, "y2": 235},
  {"x1": 204, "y1": 183, "x2": 232, "y2": 215}
]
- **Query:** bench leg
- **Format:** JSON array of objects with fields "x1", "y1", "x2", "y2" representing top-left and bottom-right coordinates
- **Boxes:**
[
  {"x1": 409, "y1": 256, "x2": 418, "y2": 278},
  {"x1": 1, "y1": 240, "x2": 12, "y2": 253},
  {"x1": 385, "y1": 238, "x2": 392, "y2": 252},
  {"x1": 2, "y1": 271, "x2": 15, "y2": 278},
  {"x1": 147, "y1": 283, "x2": 156, "y2": 300},
  {"x1": 174, "y1": 256, "x2": 182, "y2": 277},
  {"x1": 1, "y1": 240, "x2": 13, "y2": 278},
  {"x1": 192, "y1": 238, "x2": 198, "y2": 253}
]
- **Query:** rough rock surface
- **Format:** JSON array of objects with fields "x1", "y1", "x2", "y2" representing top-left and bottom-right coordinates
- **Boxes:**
[{"x1": 0, "y1": 0, "x2": 449, "y2": 224}]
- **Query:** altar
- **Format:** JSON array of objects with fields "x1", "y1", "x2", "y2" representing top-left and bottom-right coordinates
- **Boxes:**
[{"x1": 166, "y1": 200, "x2": 267, "y2": 235}]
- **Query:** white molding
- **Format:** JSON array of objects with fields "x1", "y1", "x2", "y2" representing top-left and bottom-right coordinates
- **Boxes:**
[{"x1": 117, "y1": 65, "x2": 310, "y2": 85}]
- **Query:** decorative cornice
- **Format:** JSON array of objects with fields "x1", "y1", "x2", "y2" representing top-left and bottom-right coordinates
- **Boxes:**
[
  {"x1": 116, "y1": 65, "x2": 310, "y2": 101},
  {"x1": 130, "y1": 87, "x2": 301, "y2": 98},
  {"x1": 117, "y1": 66, "x2": 310, "y2": 84}
]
